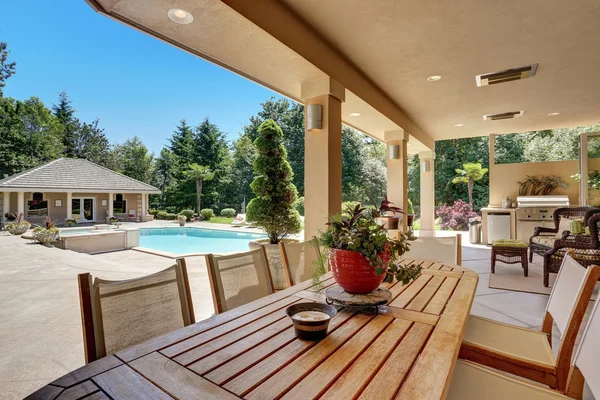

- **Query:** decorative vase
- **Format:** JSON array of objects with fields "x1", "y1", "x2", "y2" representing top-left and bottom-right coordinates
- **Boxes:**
[
  {"x1": 379, "y1": 216, "x2": 400, "y2": 230},
  {"x1": 329, "y1": 248, "x2": 390, "y2": 294},
  {"x1": 502, "y1": 196, "x2": 512, "y2": 209},
  {"x1": 178, "y1": 220, "x2": 186, "y2": 227},
  {"x1": 407, "y1": 214, "x2": 415, "y2": 227}
]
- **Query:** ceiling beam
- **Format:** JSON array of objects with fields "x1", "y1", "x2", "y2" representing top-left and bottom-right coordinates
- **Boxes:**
[{"x1": 220, "y1": 0, "x2": 434, "y2": 149}]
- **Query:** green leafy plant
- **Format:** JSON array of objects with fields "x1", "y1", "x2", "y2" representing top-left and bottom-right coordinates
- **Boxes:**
[
  {"x1": 166, "y1": 213, "x2": 177, "y2": 220},
  {"x1": 246, "y1": 119, "x2": 302, "y2": 244},
  {"x1": 109, "y1": 217, "x2": 119, "y2": 224},
  {"x1": 452, "y1": 162, "x2": 489, "y2": 206},
  {"x1": 66, "y1": 219, "x2": 78, "y2": 227},
  {"x1": 200, "y1": 208, "x2": 215, "y2": 220},
  {"x1": 519, "y1": 175, "x2": 567, "y2": 195},
  {"x1": 220, "y1": 208, "x2": 236, "y2": 218},
  {"x1": 316, "y1": 204, "x2": 421, "y2": 284},
  {"x1": 32, "y1": 225, "x2": 60, "y2": 243},
  {"x1": 4, "y1": 213, "x2": 30, "y2": 235},
  {"x1": 179, "y1": 209, "x2": 195, "y2": 220},
  {"x1": 156, "y1": 211, "x2": 168, "y2": 220},
  {"x1": 407, "y1": 199, "x2": 414, "y2": 215},
  {"x1": 571, "y1": 171, "x2": 600, "y2": 190}
]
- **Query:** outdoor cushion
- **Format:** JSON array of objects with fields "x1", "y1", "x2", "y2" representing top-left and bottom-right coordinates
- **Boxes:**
[
  {"x1": 531, "y1": 236, "x2": 556, "y2": 248},
  {"x1": 447, "y1": 360, "x2": 569, "y2": 400},
  {"x1": 462, "y1": 315, "x2": 555, "y2": 366},
  {"x1": 555, "y1": 218, "x2": 572, "y2": 238},
  {"x1": 492, "y1": 239, "x2": 528, "y2": 248}
]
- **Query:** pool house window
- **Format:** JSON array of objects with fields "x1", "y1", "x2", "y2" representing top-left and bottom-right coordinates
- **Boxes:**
[
  {"x1": 27, "y1": 192, "x2": 48, "y2": 216},
  {"x1": 113, "y1": 193, "x2": 126, "y2": 214}
]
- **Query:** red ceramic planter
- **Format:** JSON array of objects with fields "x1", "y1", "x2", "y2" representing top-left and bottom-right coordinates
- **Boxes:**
[{"x1": 329, "y1": 248, "x2": 390, "y2": 294}]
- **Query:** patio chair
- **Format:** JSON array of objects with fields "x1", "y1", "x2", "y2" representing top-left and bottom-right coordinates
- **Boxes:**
[
  {"x1": 205, "y1": 248, "x2": 274, "y2": 314},
  {"x1": 400, "y1": 234, "x2": 462, "y2": 265},
  {"x1": 77, "y1": 258, "x2": 195, "y2": 364},
  {"x1": 231, "y1": 213, "x2": 246, "y2": 227},
  {"x1": 459, "y1": 255, "x2": 600, "y2": 392},
  {"x1": 543, "y1": 212, "x2": 600, "y2": 286},
  {"x1": 529, "y1": 207, "x2": 597, "y2": 265},
  {"x1": 279, "y1": 241, "x2": 324, "y2": 286},
  {"x1": 448, "y1": 283, "x2": 600, "y2": 400}
]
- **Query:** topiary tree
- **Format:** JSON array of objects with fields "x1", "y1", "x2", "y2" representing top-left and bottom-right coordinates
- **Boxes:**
[{"x1": 246, "y1": 119, "x2": 302, "y2": 244}]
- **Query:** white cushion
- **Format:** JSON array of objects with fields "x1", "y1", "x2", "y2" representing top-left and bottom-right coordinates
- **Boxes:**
[
  {"x1": 463, "y1": 315, "x2": 555, "y2": 366},
  {"x1": 447, "y1": 360, "x2": 570, "y2": 400},
  {"x1": 555, "y1": 218, "x2": 571, "y2": 238}
]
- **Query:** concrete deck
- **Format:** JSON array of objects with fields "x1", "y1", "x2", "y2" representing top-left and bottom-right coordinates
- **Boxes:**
[{"x1": 0, "y1": 225, "x2": 593, "y2": 398}]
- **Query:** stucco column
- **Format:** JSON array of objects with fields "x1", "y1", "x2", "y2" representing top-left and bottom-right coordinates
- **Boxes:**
[
  {"x1": 301, "y1": 77, "x2": 344, "y2": 240},
  {"x1": 17, "y1": 192, "x2": 25, "y2": 217},
  {"x1": 66, "y1": 192, "x2": 73, "y2": 221},
  {"x1": 418, "y1": 151, "x2": 436, "y2": 232},
  {"x1": 108, "y1": 192, "x2": 114, "y2": 218},
  {"x1": 2, "y1": 192, "x2": 10, "y2": 221},
  {"x1": 141, "y1": 193, "x2": 147, "y2": 216},
  {"x1": 385, "y1": 130, "x2": 409, "y2": 232}
]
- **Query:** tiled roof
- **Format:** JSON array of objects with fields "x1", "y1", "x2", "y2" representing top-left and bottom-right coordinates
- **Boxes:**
[{"x1": 0, "y1": 158, "x2": 161, "y2": 193}]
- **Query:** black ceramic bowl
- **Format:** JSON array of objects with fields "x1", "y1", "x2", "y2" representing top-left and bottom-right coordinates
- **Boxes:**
[{"x1": 286, "y1": 302, "x2": 337, "y2": 341}]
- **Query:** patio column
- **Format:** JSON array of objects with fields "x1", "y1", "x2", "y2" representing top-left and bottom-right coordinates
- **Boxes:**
[
  {"x1": 66, "y1": 192, "x2": 72, "y2": 221},
  {"x1": 17, "y1": 192, "x2": 25, "y2": 217},
  {"x1": 419, "y1": 151, "x2": 436, "y2": 232},
  {"x1": 301, "y1": 77, "x2": 344, "y2": 240},
  {"x1": 141, "y1": 192, "x2": 147, "y2": 216},
  {"x1": 385, "y1": 130, "x2": 409, "y2": 232},
  {"x1": 2, "y1": 192, "x2": 10, "y2": 221},
  {"x1": 108, "y1": 192, "x2": 114, "y2": 218}
]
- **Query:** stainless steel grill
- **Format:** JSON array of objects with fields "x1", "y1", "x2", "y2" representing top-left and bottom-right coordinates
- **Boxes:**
[{"x1": 516, "y1": 195, "x2": 570, "y2": 240}]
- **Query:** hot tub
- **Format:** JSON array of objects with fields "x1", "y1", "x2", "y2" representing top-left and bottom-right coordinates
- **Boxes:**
[{"x1": 53, "y1": 226, "x2": 140, "y2": 254}]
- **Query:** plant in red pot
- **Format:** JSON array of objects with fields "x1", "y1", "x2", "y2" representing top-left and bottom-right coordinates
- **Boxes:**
[{"x1": 317, "y1": 204, "x2": 421, "y2": 294}]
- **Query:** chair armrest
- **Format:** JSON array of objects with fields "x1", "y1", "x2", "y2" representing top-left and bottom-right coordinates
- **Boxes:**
[
  {"x1": 532, "y1": 226, "x2": 558, "y2": 237},
  {"x1": 553, "y1": 235, "x2": 595, "y2": 251}
]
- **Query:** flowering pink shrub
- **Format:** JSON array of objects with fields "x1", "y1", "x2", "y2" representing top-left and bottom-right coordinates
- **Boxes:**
[{"x1": 436, "y1": 200, "x2": 478, "y2": 231}]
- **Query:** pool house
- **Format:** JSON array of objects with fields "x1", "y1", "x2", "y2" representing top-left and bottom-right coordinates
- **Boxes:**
[{"x1": 0, "y1": 158, "x2": 160, "y2": 225}]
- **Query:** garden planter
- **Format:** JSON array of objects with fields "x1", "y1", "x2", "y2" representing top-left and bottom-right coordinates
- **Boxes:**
[
  {"x1": 5, "y1": 223, "x2": 30, "y2": 235},
  {"x1": 32, "y1": 231, "x2": 59, "y2": 244},
  {"x1": 249, "y1": 238, "x2": 300, "y2": 290},
  {"x1": 178, "y1": 220, "x2": 186, "y2": 227},
  {"x1": 329, "y1": 248, "x2": 390, "y2": 294},
  {"x1": 407, "y1": 214, "x2": 414, "y2": 227},
  {"x1": 379, "y1": 216, "x2": 399, "y2": 230}
]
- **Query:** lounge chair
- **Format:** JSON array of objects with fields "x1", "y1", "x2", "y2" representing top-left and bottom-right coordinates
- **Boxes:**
[{"x1": 231, "y1": 213, "x2": 246, "y2": 227}]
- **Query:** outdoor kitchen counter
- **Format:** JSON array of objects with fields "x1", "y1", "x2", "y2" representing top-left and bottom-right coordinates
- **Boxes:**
[
  {"x1": 26, "y1": 260, "x2": 478, "y2": 400},
  {"x1": 481, "y1": 207, "x2": 517, "y2": 244}
]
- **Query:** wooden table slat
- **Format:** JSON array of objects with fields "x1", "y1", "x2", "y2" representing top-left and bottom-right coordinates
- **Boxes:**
[
  {"x1": 81, "y1": 392, "x2": 110, "y2": 400},
  {"x1": 406, "y1": 275, "x2": 446, "y2": 312},
  {"x1": 280, "y1": 315, "x2": 394, "y2": 400},
  {"x1": 51, "y1": 355, "x2": 123, "y2": 388},
  {"x1": 245, "y1": 313, "x2": 374, "y2": 399},
  {"x1": 93, "y1": 364, "x2": 173, "y2": 399},
  {"x1": 24, "y1": 385, "x2": 64, "y2": 400},
  {"x1": 423, "y1": 276, "x2": 460, "y2": 315},
  {"x1": 55, "y1": 381, "x2": 99, "y2": 400},
  {"x1": 358, "y1": 322, "x2": 434, "y2": 399},
  {"x1": 420, "y1": 269, "x2": 463, "y2": 279},
  {"x1": 389, "y1": 274, "x2": 433, "y2": 308},
  {"x1": 130, "y1": 352, "x2": 239, "y2": 399}
]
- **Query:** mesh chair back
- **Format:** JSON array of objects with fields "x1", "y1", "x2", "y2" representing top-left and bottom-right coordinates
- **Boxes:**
[
  {"x1": 78, "y1": 259, "x2": 194, "y2": 363},
  {"x1": 572, "y1": 296, "x2": 600, "y2": 398},
  {"x1": 206, "y1": 248, "x2": 274, "y2": 313},
  {"x1": 405, "y1": 235, "x2": 461, "y2": 265},
  {"x1": 280, "y1": 241, "x2": 322, "y2": 286},
  {"x1": 546, "y1": 255, "x2": 587, "y2": 336}
]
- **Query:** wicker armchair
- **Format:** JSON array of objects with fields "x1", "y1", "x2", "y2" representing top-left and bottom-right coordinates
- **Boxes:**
[
  {"x1": 542, "y1": 212, "x2": 600, "y2": 287},
  {"x1": 529, "y1": 207, "x2": 598, "y2": 263}
]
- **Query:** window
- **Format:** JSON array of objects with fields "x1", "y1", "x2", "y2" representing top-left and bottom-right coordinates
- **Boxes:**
[
  {"x1": 113, "y1": 194, "x2": 126, "y2": 214},
  {"x1": 27, "y1": 192, "x2": 48, "y2": 216}
]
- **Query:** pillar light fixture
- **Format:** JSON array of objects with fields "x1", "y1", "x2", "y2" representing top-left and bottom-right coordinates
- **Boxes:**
[
  {"x1": 307, "y1": 104, "x2": 322, "y2": 132},
  {"x1": 421, "y1": 160, "x2": 431, "y2": 172},
  {"x1": 389, "y1": 144, "x2": 400, "y2": 160}
]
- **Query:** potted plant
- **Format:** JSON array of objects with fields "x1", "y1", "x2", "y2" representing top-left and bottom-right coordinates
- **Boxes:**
[
  {"x1": 177, "y1": 214, "x2": 187, "y2": 226},
  {"x1": 317, "y1": 204, "x2": 421, "y2": 294},
  {"x1": 66, "y1": 218, "x2": 78, "y2": 227},
  {"x1": 246, "y1": 119, "x2": 303, "y2": 289},
  {"x1": 109, "y1": 217, "x2": 119, "y2": 225},
  {"x1": 32, "y1": 217, "x2": 60, "y2": 244},
  {"x1": 4, "y1": 213, "x2": 31, "y2": 235},
  {"x1": 407, "y1": 199, "x2": 415, "y2": 227},
  {"x1": 376, "y1": 196, "x2": 405, "y2": 230}
]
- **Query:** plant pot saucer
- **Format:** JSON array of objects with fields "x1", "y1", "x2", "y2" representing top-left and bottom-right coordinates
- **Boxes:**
[{"x1": 325, "y1": 285, "x2": 391, "y2": 314}]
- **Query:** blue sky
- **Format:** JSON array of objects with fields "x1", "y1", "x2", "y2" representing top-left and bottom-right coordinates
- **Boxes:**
[{"x1": 0, "y1": 1, "x2": 283, "y2": 154}]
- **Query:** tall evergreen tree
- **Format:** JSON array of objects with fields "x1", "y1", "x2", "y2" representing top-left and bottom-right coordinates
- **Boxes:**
[
  {"x1": 52, "y1": 91, "x2": 77, "y2": 156},
  {"x1": 113, "y1": 137, "x2": 155, "y2": 183},
  {"x1": 193, "y1": 117, "x2": 229, "y2": 208},
  {"x1": 0, "y1": 42, "x2": 16, "y2": 97},
  {"x1": 169, "y1": 119, "x2": 194, "y2": 162}
]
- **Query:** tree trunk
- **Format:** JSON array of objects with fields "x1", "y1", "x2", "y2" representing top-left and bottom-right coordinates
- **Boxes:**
[
  {"x1": 468, "y1": 177, "x2": 474, "y2": 207},
  {"x1": 196, "y1": 178, "x2": 203, "y2": 213}
]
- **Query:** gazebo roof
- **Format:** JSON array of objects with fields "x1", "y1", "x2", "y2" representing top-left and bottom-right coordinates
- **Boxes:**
[{"x1": 0, "y1": 158, "x2": 161, "y2": 194}]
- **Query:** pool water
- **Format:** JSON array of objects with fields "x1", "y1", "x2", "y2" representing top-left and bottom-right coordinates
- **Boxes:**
[{"x1": 139, "y1": 227, "x2": 267, "y2": 255}]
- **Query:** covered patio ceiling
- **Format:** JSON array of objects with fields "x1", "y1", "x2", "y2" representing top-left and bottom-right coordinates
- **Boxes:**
[{"x1": 86, "y1": 0, "x2": 600, "y2": 153}]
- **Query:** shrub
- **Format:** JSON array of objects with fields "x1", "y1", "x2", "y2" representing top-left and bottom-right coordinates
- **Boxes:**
[
  {"x1": 407, "y1": 199, "x2": 414, "y2": 215},
  {"x1": 179, "y1": 209, "x2": 195, "y2": 220},
  {"x1": 436, "y1": 199, "x2": 478, "y2": 231},
  {"x1": 156, "y1": 211, "x2": 168, "y2": 220},
  {"x1": 166, "y1": 213, "x2": 177, "y2": 220},
  {"x1": 246, "y1": 120, "x2": 302, "y2": 244},
  {"x1": 200, "y1": 208, "x2": 215, "y2": 220},
  {"x1": 220, "y1": 208, "x2": 236, "y2": 218},
  {"x1": 294, "y1": 197, "x2": 305, "y2": 216},
  {"x1": 149, "y1": 209, "x2": 160, "y2": 217}
]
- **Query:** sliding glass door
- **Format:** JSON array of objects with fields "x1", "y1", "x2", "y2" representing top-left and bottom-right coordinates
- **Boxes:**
[{"x1": 71, "y1": 198, "x2": 95, "y2": 223}]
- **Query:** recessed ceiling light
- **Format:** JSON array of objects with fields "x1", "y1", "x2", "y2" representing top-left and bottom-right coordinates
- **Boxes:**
[
  {"x1": 547, "y1": 112, "x2": 560, "y2": 116},
  {"x1": 168, "y1": 8, "x2": 194, "y2": 24},
  {"x1": 454, "y1": 123, "x2": 464, "y2": 127},
  {"x1": 349, "y1": 112, "x2": 361, "y2": 117},
  {"x1": 427, "y1": 75, "x2": 442, "y2": 82}
]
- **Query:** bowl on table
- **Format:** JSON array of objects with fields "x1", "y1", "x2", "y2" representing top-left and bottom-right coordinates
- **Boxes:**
[{"x1": 285, "y1": 302, "x2": 337, "y2": 341}]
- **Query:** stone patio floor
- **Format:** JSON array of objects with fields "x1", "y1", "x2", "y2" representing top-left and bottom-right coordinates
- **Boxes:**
[{"x1": 0, "y1": 224, "x2": 594, "y2": 399}]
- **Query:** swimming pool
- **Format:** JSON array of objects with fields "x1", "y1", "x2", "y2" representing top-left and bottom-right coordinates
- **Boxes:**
[{"x1": 139, "y1": 227, "x2": 267, "y2": 255}]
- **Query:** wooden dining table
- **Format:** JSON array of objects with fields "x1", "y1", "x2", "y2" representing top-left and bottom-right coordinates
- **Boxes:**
[{"x1": 27, "y1": 259, "x2": 478, "y2": 400}]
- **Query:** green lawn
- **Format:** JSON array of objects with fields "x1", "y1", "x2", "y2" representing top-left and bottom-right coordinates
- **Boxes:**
[{"x1": 205, "y1": 216, "x2": 235, "y2": 224}]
